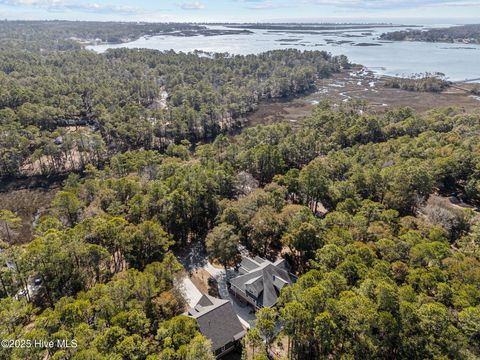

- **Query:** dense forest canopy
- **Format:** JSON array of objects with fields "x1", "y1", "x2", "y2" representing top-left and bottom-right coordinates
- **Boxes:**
[
  {"x1": 0, "y1": 21, "x2": 206, "y2": 51},
  {"x1": 0, "y1": 44, "x2": 346, "y2": 178},
  {"x1": 2, "y1": 102, "x2": 480, "y2": 359},
  {"x1": 0, "y1": 20, "x2": 480, "y2": 360}
]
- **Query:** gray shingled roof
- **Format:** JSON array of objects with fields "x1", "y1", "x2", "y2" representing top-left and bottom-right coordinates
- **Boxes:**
[
  {"x1": 239, "y1": 257, "x2": 262, "y2": 273},
  {"x1": 187, "y1": 295, "x2": 245, "y2": 352},
  {"x1": 230, "y1": 257, "x2": 295, "y2": 308}
]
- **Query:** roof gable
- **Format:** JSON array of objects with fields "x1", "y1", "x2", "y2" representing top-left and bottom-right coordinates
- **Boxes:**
[
  {"x1": 230, "y1": 256, "x2": 295, "y2": 308},
  {"x1": 187, "y1": 295, "x2": 245, "y2": 351}
]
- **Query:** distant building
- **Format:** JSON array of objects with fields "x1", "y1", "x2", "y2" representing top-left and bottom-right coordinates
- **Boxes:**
[
  {"x1": 229, "y1": 256, "x2": 296, "y2": 309},
  {"x1": 186, "y1": 295, "x2": 246, "y2": 358}
]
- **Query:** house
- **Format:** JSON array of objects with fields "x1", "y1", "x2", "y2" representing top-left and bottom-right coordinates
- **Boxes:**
[
  {"x1": 186, "y1": 295, "x2": 246, "y2": 358},
  {"x1": 229, "y1": 256, "x2": 296, "y2": 309}
]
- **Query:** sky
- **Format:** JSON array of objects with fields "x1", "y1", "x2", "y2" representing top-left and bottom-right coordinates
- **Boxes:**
[{"x1": 0, "y1": 0, "x2": 479, "y2": 23}]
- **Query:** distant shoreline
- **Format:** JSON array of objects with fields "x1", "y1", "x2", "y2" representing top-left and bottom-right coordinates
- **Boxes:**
[{"x1": 380, "y1": 24, "x2": 480, "y2": 45}]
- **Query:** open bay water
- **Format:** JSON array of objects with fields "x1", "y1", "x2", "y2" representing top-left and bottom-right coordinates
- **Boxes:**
[{"x1": 88, "y1": 24, "x2": 480, "y2": 82}]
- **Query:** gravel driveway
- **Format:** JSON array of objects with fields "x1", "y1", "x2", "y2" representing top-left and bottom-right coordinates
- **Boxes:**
[
  {"x1": 176, "y1": 242, "x2": 257, "y2": 328},
  {"x1": 204, "y1": 262, "x2": 257, "y2": 328}
]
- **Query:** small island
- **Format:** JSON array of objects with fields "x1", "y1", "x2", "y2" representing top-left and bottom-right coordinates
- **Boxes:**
[{"x1": 380, "y1": 24, "x2": 480, "y2": 44}]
